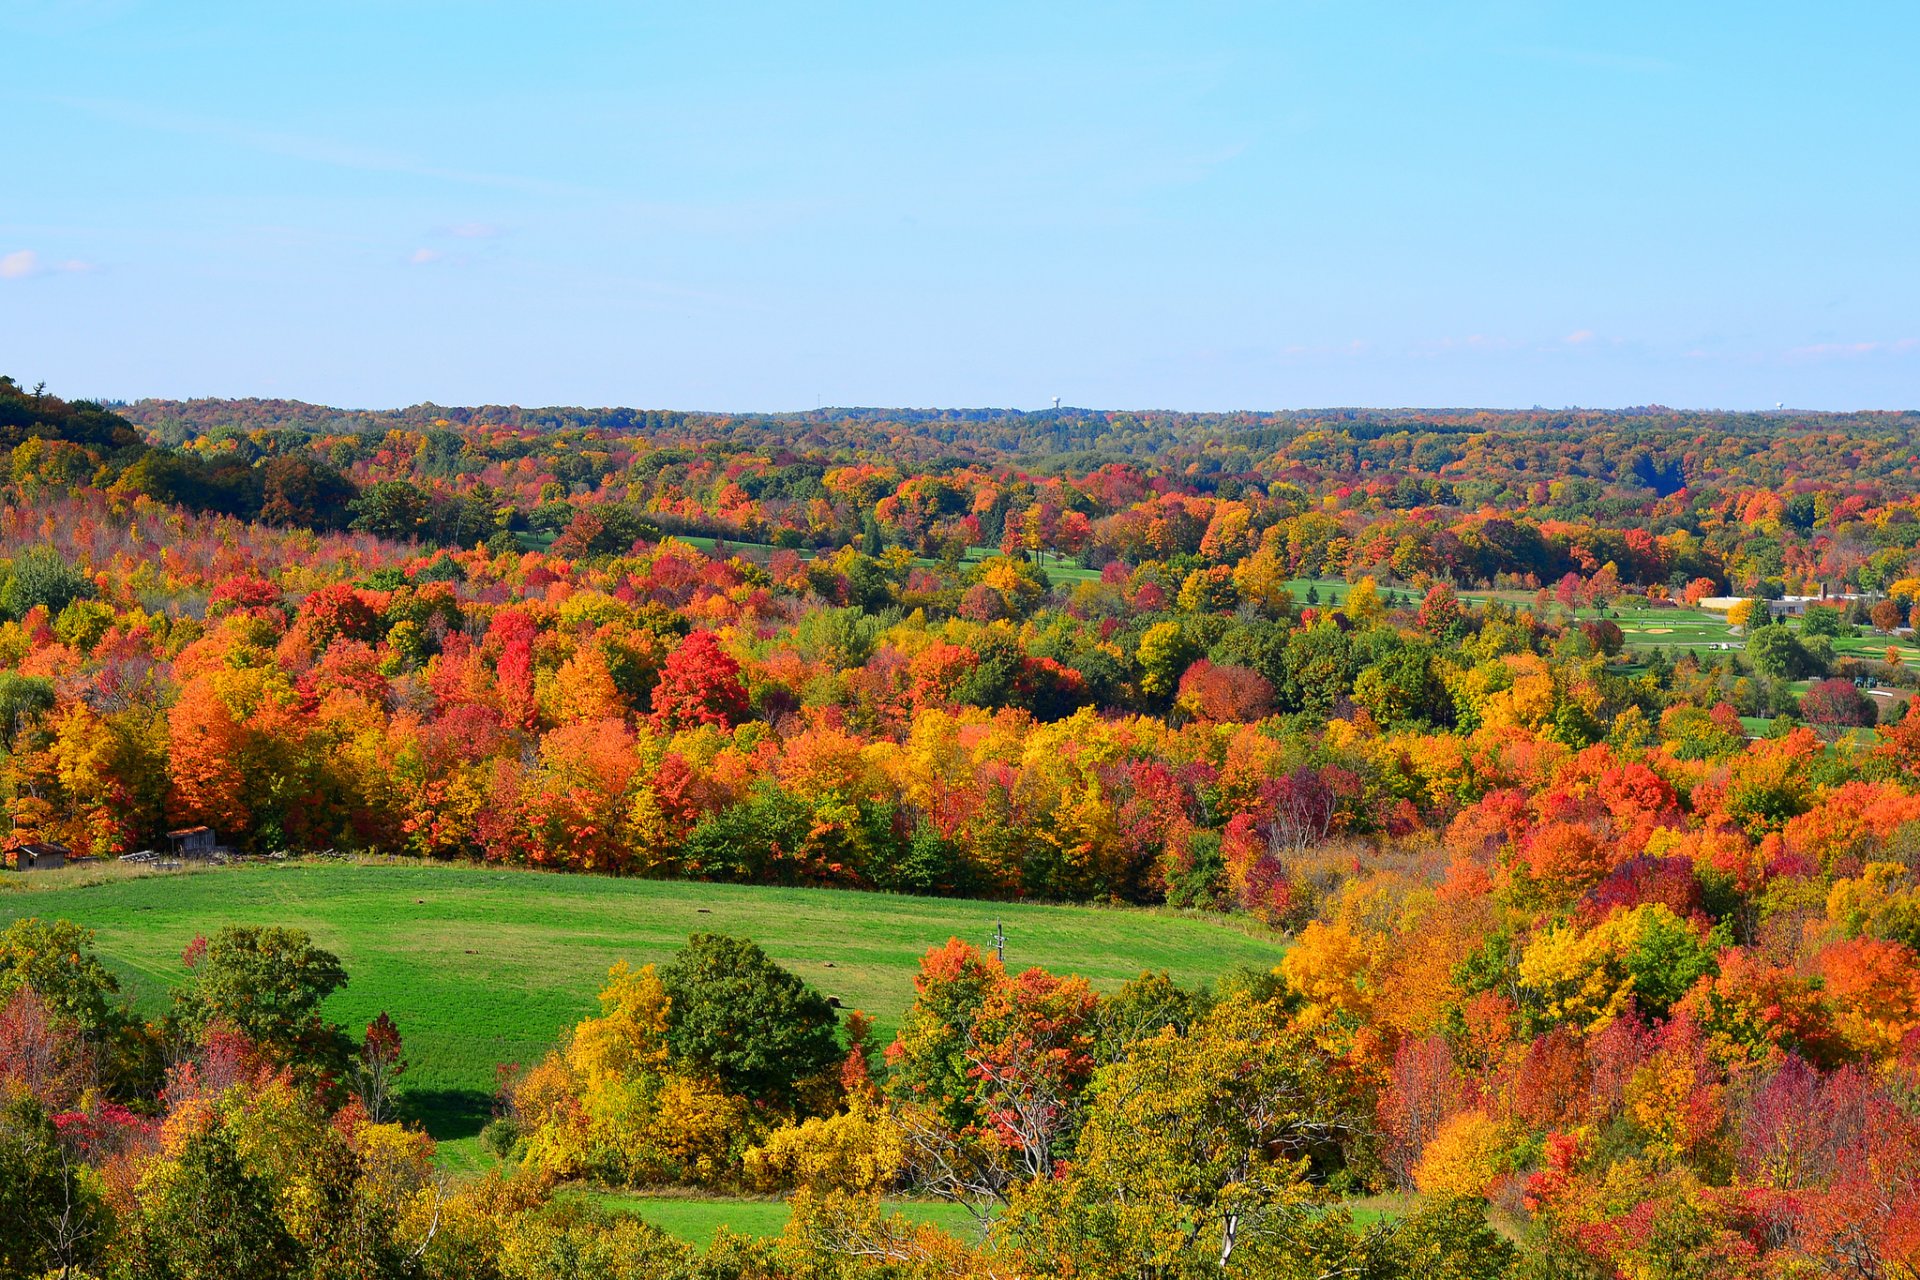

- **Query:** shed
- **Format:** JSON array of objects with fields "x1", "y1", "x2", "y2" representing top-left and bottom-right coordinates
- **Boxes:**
[
  {"x1": 8, "y1": 841, "x2": 69, "y2": 872},
  {"x1": 167, "y1": 827, "x2": 218, "y2": 858}
]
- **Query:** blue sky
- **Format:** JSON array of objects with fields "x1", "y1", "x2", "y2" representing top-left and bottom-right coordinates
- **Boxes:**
[{"x1": 3, "y1": 1, "x2": 1916, "y2": 411}]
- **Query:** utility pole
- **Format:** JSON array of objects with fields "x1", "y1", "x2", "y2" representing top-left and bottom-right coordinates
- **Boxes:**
[{"x1": 990, "y1": 920, "x2": 1006, "y2": 965}]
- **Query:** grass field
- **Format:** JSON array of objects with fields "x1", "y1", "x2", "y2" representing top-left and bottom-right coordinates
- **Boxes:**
[
  {"x1": 1282, "y1": 574, "x2": 1920, "y2": 665},
  {"x1": 0, "y1": 860, "x2": 1287, "y2": 1163},
  {"x1": 582, "y1": 1189, "x2": 1415, "y2": 1248},
  {"x1": 584, "y1": 1192, "x2": 982, "y2": 1247}
]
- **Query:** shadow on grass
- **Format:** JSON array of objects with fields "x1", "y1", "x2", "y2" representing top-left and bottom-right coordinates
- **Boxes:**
[{"x1": 401, "y1": 1087, "x2": 493, "y2": 1143}]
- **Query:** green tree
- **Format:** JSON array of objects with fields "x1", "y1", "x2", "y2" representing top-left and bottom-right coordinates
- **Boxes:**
[
  {"x1": 1746, "y1": 624, "x2": 1819, "y2": 680},
  {"x1": 113, "y1": 1121, "x2": 305, "y2": 1280},
  {"x1": 0, "y1": 1094, "x2": 107, "y2": 1278},
  {"x1": 1617, "y1": 906, "x2": 1721, "y2": 1018},
  {"x1": 661, "y1": 933, "x2": 839, "y2": 1106},
  {"x1": 497, "y1": 1199, "x2": 698, "y2": 1280},
  {"x1": 0, "y1": 671, "x2": 56, "y2": 749},
  {"x1": 1354, "y1": 642, "x2": 1453, "y2": 729},
  {"x1": 1280, "y1": 623, "x2": 1358, "y2": 717},
  {"x1": 1094, "y1": 970, "x2": 1212, "y2": 1064},
  {"x1": 1799, "y1": 604, "x2": 1850, "y2": 638},
  {"x1": 680, "y1": 782, "x2": 815, "y2": 884},
  {"x1": 349, "y1": 480, "x2": 433, "y2": 540},
  {"x1": 0, "y1": 545, "x2": 91, "y2": 619},
  {"x1": 173, "y1": 926, "x2": 352, "y2": 1079},
  {"x1": 0, "y1": 917, "x2": 122, "y2": 1036}
]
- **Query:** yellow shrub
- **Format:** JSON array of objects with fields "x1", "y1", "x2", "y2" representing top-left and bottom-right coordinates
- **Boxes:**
[
  {"x1": 1413, "y1": 1110, "x2": 1505, "y2": 1199},
  {"x1": 744, "y1": 1099, "x2": 904, "y2": 1194}
]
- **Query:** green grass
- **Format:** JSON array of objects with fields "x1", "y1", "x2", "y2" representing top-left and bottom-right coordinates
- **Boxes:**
[
  {"x1": 0, "y1": 860, "x2": 1286, "y2": 1163},
  {"x1": 1606, "y1": 605, "x2": 1742, "y2": 651},
  {"x1": 1832, "y1": 633, "x2": 1920, "y2": 663},
  {"x1": 1344, "y1": 1193, "x2": 1419, "y2": 1228},
  {"x1": 589, "y1": 1189, "x2": 1411, "y2": 1248},
  {"x1": 584, "y1": 1192, "x2": 982, "y2": 1247}
]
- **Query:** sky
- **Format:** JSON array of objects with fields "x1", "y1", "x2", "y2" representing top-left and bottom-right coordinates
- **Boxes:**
[{"x1": 2, "y1": 1, "x2": 1917, "y2": 413}]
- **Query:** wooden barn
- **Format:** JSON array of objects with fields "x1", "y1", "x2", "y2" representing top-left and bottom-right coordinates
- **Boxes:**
[
  {"x1": 167, "y1": 826, "x2": 219, "y2": 859},
  {"x1": 7, "y1": 841, "x2": 69, "y2": 872}
]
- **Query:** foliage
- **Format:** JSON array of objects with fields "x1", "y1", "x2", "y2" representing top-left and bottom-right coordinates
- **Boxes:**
[
  {"x1": 661, "y1": 934, "x2": 840, "y2": 1107},
  {"x1": 171, "y1": 925, "x2": 352, "y2": 1081}
]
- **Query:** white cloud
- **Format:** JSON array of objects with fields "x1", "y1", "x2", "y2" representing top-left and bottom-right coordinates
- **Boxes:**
[
  {"x1": 408, "y1": 248, "x2": 443, "y2": 265},
  {"x1": 1565, "y1": 329, "x2": 1597, "y2": 345},
  {"x1": 447, "y1": 221, "x2": 500, "y2": 239},
  {"x1": 0, "y1": 252, "x2": 97, "y2": 279}
]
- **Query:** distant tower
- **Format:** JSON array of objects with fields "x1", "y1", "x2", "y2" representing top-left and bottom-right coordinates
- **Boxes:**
[{"x1": 1052, "y1": 396, "x2": 1061, "y2": 410}]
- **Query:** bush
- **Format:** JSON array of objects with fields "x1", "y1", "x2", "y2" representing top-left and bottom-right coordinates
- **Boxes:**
[{"x1": 479, "y1": 1117, "x2": 521, "y2": 1160}]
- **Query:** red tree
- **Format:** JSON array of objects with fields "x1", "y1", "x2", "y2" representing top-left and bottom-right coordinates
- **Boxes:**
[{"x1": 651, "y1": 631, "x2": 750, "y2": 730}]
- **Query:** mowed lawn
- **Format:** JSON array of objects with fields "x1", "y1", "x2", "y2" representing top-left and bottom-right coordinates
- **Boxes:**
[{"x1": 0, "y1": 861, "x2": 1287, "y2": 1155}]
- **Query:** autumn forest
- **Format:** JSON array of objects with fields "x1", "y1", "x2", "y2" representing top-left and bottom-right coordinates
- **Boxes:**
[{"x1": 3, "y1": 373, "x2": 1920, "y2": 1278}]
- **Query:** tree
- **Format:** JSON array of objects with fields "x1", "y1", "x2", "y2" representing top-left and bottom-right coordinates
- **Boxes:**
[
  {"x1": 348, "y1": 480, "x2": 432, "y2": 540},
  {"x1": 1800, "y1": 604, "x2": 1849, "y2": 637},
  {"x1": 1747, "y1": 622, "x2": 1819, "y2": 679},
  {"x1": 650, "y1": 631, "x2": 750, "y2": 731},
  {"x1": 1175, "y1": 660, "x2": 1274, "y2": 723},
  {"x1": 1801, "y1": 677, "x2": 1877, "y2": 737},
  {"x1": 0, "y1": 1094, "x2": 107, "y2": 1278},
  {"x1": 258, "y1": 455, "x2": 356, "y2": 530},
  {"x1": 165, "y1": 675, "x2": 251, "y2": 833},
  {"x1": 1378, "y1": 1035, "x2": 1472, "y2": 1188},
  {"x1": 1135, "y1": 621, "x2": 1198, "y2": 702},
  {"x1": 0, "y1": 545, "x2": 91, "y2": 619},
  {"x1": 1345, "y1": 575, "x2": 1385, "y2": 625},
  {"x1": 887, "y1": 939, "x2": 1007, "y2": 1129},
  {"x1": 1417, "y1": 583, "x2": 1465, "y2": 638},
  {"x1": 1413, "y1": 1110, "x2": 1504, "y2": 1198},
  {"x1": 0, "y1": 917, "x2": 122, "y2": 1037},
  {"x1": 660, "y1": 933, "x2": 838, "y2": 1105},
  {"x1": 964, "y1": 964, "x2": 1098, "y2": 1180},
  {"x1": 114, "y1": 1116, "x2": 306, "y2": 1280},
  {"x1": 0, "y1": 989, "x2": 86, "y2": 1108},
  {"x1": 1818, "y1": 936, "x2": 1920, "y2": 1061},
  {"x1": 356, "y1": 1012, "x2": 408, "y2": 1124},
  {"x1": 998, "y1": 993, "x2": 1356, "y2": 1274},
  {"x1": 0, "y1": 672, "x2": 56, "y2": 750},
  {"x1": 173, "y1": 926, "x2": 352, "y2": 1079},
  {"x1": 1279, "y1": 623, "x2": 1358, "y2": 717},
  {"x1": 1355, "y1": 642, "x2": 1453, "y2": 728},
  {"x1": 496, "y1": 1199, "x2": 699, "y2": 1280},
  {"x1": 1380, "y1": 1196, "x2": 1517, "y2": 1280}
]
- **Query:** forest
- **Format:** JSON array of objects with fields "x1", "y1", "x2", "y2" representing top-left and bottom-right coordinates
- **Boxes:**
[{"x1": 3, "y1": 373, "x2": 1920, "y2": 1277}]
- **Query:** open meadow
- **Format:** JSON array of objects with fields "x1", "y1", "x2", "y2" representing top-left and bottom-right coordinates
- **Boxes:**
[{"x1": 0, "y1": 859, "x2": 1289, "y2": 1162}]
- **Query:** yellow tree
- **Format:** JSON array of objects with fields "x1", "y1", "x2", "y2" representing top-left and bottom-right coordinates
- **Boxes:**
[{"x1": 997, "y1": 994, "x2": 1356, "y2": 1275}]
